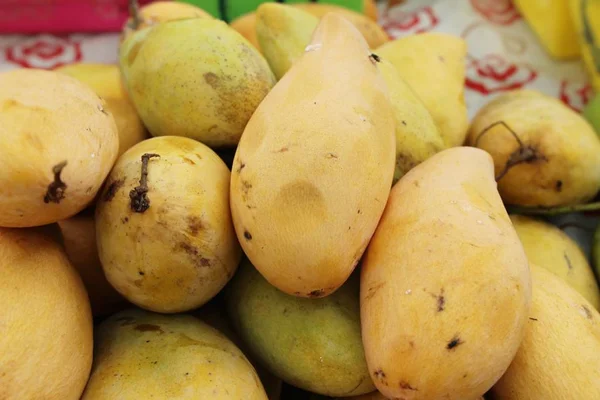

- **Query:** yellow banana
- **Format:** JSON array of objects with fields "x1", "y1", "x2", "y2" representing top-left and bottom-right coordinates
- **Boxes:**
[{"x1": 515, "y1": 0, "x2": 580, "y2": 60}]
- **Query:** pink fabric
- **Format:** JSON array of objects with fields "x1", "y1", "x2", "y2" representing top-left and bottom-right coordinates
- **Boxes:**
[{"x1": 0, "y1": 0, "x2": 152, "y2": 34}]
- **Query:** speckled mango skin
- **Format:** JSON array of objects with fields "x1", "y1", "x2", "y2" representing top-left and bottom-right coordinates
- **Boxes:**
[
  {"x1": 361, "y1": 147, "x2": 531, "y2": 400},
  {"x1": 95, "y1": 136, "x2": 241, "y2": 313},
  {"x1": 468, "y1": 90, "x2": 600, "y2": 207},
  {"x1": 491, "y1": 264, "x2": 600, "y2": 399},
  {"x1": 226, "y1": 259, "x2": 375, "y2": 397},
  {"x1": 510, "y1": 214, "x2": 600, "y2": 309},
  {"x1": 119, "y1": 19, "x2": 276, "y2": 148},
  {"x1": 0, "y1": 68, "x2": 119, "y2": 227},
  {"x1": 230, "y1": 14, "x2": 396, "y2": 298},
  {"x1": 81, "y1": 308, "x2": 268, "y2": 400}
]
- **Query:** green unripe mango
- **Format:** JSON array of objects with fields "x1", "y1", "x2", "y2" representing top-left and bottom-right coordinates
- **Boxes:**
[
  {"x1": 119, "y1": 18, "x2": 275, "y2": 148},
  {"x1": 225, "y1": 259, "x2": 375, "y2": 397},
  {"x1": 584, "y1": 93, "x2": 600, "y2": 136}
]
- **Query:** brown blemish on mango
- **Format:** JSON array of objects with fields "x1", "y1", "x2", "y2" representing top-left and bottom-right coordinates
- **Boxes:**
[
  {"x1": 187, "y1": 215, "x2": 204, "y2": 236},
  {"x1": 399, "y1": 381, "x2": 418, "y2": 391},
  {"x1": 134, "y1": 324, "x2": 164, "y2": 333},
  {"x1": 104, "y1": 178, "x2": 125, "y2": 202},
  {"x1": 581, "y1": 305, "x2": 593, "y2": 319},
  {"x1": 364, "y1": 282, "x2": 385, "y2": 301},
  {"x1": 204, "y1": 72, "x2": 219, "y2": 89},
  {"x1": 182, "y1": 157, "x2": 195, "y2": 165},
  {"x1": 179, "y1": 242, "x2": 211, "y2": 267}
]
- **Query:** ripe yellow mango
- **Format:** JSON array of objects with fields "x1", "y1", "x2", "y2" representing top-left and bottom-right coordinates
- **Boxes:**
[
  {"x1": 0, "y1": 69, "x2": 119, "y2": 227},
  {"x1": 96, "y1": 136, "x2": 241, "y2": 313},
  {"x1": 81, "y1": 309, "x2": 268, "y2": 400},
  {"x1": 510, "y1": 214, "x2": 600, "y2": 309},
  {"x1": 468, "y1": 90, "x2": 600, "y2": 207},
  {"x1": 56, "y1": 63, "x2": 147, "y2": 158},
  {"x1": 122, "y1": 0, "x2": 212, "y2": 41},
  {"x1": 119, "y1": 19, "x2": 275, "y2": 148},
  {"x1": 361, "y1": 147, "x2": 531, "y2": 400},
  {"x1": 230, "y1": 14, "x2": 396, "y2": 298},
  {"x1": 377, "y1": 33, "x2": 469, "y2": 147},
  {"x1": 226, "y1": 260, "x2": 374, "y2": 397},
  {"x1": 0, "y1": 227, "x2": 93, "y2": 400},
  {"x1": 256, "y1": 3, "x2": 319, "y2": 80},
  {"x1": 491, "y1": 264, "x2": 600, "y2": 399},
  {"x1": 514, "y1": 0, "x2": 580, "y2": 59}
]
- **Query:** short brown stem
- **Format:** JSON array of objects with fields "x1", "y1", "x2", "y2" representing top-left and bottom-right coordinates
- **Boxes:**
[
  {"x1": 129, "y1": 153, "x2": 159, "y2": 213},
  {"x1": 44, "y1": 161, "x2": 68, "y2": 204}
]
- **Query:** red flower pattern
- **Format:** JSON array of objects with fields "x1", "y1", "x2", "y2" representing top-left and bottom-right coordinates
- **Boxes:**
[
  {"x1": 469, "y1": 0, "x2": 521, "y2": 25},
  {"x1": 382, "y1": 6, "x2": 440, "y2": 37},
  {"x1": 466, "y1": 54, "x2": 538, "y2": 95},
  {"x1": 5, "y1": 35, "x2": 82, "y2": 69},
  {"x1": 559, "y1": 80, "x2": 593, "y2": 112}
]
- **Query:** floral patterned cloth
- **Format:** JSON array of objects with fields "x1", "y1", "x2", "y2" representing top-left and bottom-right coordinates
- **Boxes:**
[{"x1": 0, "y1": 0, "x2": 597, "y2": 256}]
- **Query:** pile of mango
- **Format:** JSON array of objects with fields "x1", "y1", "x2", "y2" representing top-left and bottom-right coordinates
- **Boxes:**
[{"x1": 1, "y1": 1, "x2": 600, "y2": 399}]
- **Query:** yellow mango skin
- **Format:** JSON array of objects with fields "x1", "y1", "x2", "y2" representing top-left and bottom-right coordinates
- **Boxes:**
[
  {"x1": 254, "y1": 4, "x2": 442, "y2": 181},
  {"x1": 570, "y1": 0, "x2": 600, "y2": 91},
  {"x1": 226, "y1": 260, "x2": 375, "y2": 397},
  {"x1": 361, "y1": 147, "x2": 531, "y2": 400},
  {"x1": 0, "y1": 69, "x2": 119, "y2": 228},
  {"x1": 82, "y1": 308, "x2": 268, "y2": 400},
  {"x1": 256, "y1": 3, "x2": 319, "y2": 80},
  {"x1": 468, "y1": 90, "x2": 600, "y2": 207},
  {"x1": 96, "y1": 136, "x2": 241, "y2": 313},
  {"x1": 377, "y1": 33, "x2": 468, "y2": 147},
  {"x1": 231, "y1": 14, "x2": 396, "y2": 298},
  {"x1": 378, "y1": 60, "x2": 445, "y2": 182},
  {"x1": 120, "y1": 19, "x2": 276, "y2": 148},
  {"x1": 491, "y1": 264, "x2": 600, "y2": 399},
  {"x1": 332, "y1": 394, "x2": 484, "y2": 400},
  {"x1": 58, "y1": 211, "x2": 127, "y2": 317},
  {"x1": 231, "y1": 12, "x2": 261, "y2": 51},
  {"x1": 122, "y1": 1, "x2": 212, "y2": 41},
  {"x1": 514, "y1": 0, "x2": 580, "y2": 59},
  {"x1": 293, "y1": 3, "x2": 389, "y2": 49},
  {"x1": 56, "y1": 63, "x2": 147, "y2": 158},
  {"x1": 510, "y1": 214, "x2": 600, "y2": 309},
  {"x1": 0, "y1": 227, "x2": 93, "y2": 400}
]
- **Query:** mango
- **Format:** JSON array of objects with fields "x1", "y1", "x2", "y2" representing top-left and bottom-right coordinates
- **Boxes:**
[
  {"x1": 230, "y1": 14, "x2": 395, "y2": 298},
  {"x1": 81, "y1": 308, "x2": 268, "y2": 400},
  {"x1": 491, "y1": 264, "x2": 600, "y2": 399},
  {"x1": 56, "y1": 63, "x2": 147, "y2": 158},
  {"x1": 122, "y1": 0, "x2": 212, "y2": 41},
  {"x1": 0, "y1": 227, "x2": 93, "y2": 400},
  {"x1": 569, "y1": 0, "x2": 600, "y2": 91},
  {"x1": 254, "y1": 3, "x2": 442, "y2": 181},
  {"x1": 377, "y1": 33, "x2": 469, "y2": 147},
  {"x1": 468, "y1": 89, "x2": 600, "y2": 207},
  {"x1": 378, "y1": 60, "x2": 445, "y2": 181},
  {"x1": 256, "y1": 3, "x2": 319, "y2": 80},
  {"x1": 95, "y1": 136, "x2": 241, "y2": 313},
  {"x1": 58, "y1": 211, "x2": 127, "y2": 316},
  {"x1": 119, "y1": 18, "x2": 275, "y2": 148},
  {"x1": 226, "y1": 259, "x2": 374, "y2": 397},
  {"x1": 510, "y1": 214, "x2": 600, "y2": 309},
  {"x1": 361, "y1": 147, "x2": 531, "y2": 400},
  {"x1": 0, "y1": 68, "x2": 119, "y2": 227}
]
